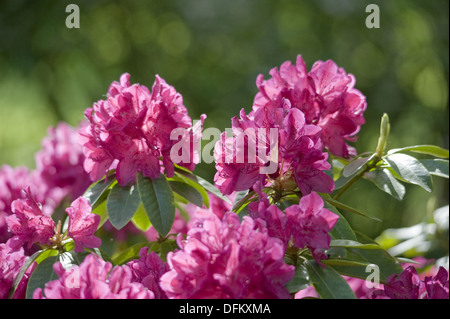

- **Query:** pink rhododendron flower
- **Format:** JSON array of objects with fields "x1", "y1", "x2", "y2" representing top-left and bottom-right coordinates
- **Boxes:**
[
  {"x1": 254, "y1": 55, "x2": 366, "y2": 158},
  {"x1": 214, "y1": 101, "x2": 333, "y2": 196},
  {"x1": 35, "y1": 122, "x2": 91, "y2": 201},
  {"x1": 6, "y1": 188, "x2": 55, "y2": 250},
  {"x1": 285, "y1": 192, "x2": 338, "y2": 264},
  {"x1": 0, "y1": 241, "x2": 36, "y2": 299},
  {"x1": 126, "y1": 247, "x2": 169, "y2": 299},
  {"x1": 372, "y1": 266, "x2": 449, "y2": 299},
  {"x1": 66, "y1": 197, "x2": 101, "y2": 253},
  {"x1": 160, "y1": 212, "x2": 295, "y2": 299},
  {"x1": 33, "y1": 254, "x2": 154, "y2": 299},
  {"x1": 249, "y1": 185, "x2": 338, "y2": 264},
  {"x1": 80, "y1": 73, "x2": 204, "y2": 186}
]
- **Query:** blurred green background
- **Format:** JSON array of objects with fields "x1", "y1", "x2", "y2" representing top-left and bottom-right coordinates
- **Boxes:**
[{"x1": 0, "y1": 0, "x2": 448, "y2": 238}]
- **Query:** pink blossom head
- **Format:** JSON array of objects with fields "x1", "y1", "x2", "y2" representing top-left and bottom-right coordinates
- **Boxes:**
[
  {"x1": 213, "y1": 103, "x2": 334, "y2": 196},
  {"x1": 35, "y1": 122, "x2": 91, "y2": 200},
  {"x1": 0, "y1": 241, "x2": 36, "y2": 299},
  {"x1": 372, "y1": 266, "x2": 449, "y2": 299},
  {"x1": 160, "y1": 212, "x2": 295, "y2": 299},
  {"x1": 80, "y1": 73, "x2": 203, "y2": 186},
  {"x1": 6, "y1": 187, "x2": 55, "y2": 250},
  {"x1": 66, "y1": 197, "x2": 101, "y2": 253},
  {"x1": 285, "y1": 192, "x2": 338, "y2": 264},
  {"x1": 254, "y1": 55, "x2": 366, "y2": 158},
  {"x1": 126, "y1": 247, "x2": 169, "y2": 299},
  {"x1": 33, "y1": 253, "x2": 154, "y2": 299}
]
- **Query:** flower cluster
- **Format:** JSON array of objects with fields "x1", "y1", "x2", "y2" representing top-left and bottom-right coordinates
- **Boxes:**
[
  {"x1": 0, "y1": 122, "x2": 91, "y2": 243},
  {"x1": 1, "y1": 56, "x2": 448, "y2": 301},
  {"x1": 249, "y1": 185, "x2": 338, "y2": 264},
  {"x1": 0, "y1": 242, "x2": 36, "y2": 299},
  {"x1": 79, "y1": 73, "x2": 205, "y2": 186},
  {"x1": 254, "y1": 55, "x2": 366, "y2": 158},
  {"x1": 372, "y1": 266, "x2": 449, "y2": 299},
  {"x1": 6, "y1": 189, "x2": 100, "y2": 253},
  {"x1": 33, "y1": 253, "x2": 155, "y2": 299},
  {"x1": 160, "y1": 212, "x2": 295, "y2": 299}
]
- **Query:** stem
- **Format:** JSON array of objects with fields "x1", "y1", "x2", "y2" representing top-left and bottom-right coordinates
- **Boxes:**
[{"x1": 332, "y1": 167, "x2": 367, "y2": 200}]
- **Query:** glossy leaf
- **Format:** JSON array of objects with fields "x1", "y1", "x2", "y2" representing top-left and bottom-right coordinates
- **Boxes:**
[
  {"x1": 286, "y1": 264, "x2": 310, "y2": 294},
  {"x1": 387, "y1": 145, "x2": 449, "y2": 159},
  {"x1": 131, "y1": 204, "x2": 152, "y2": 231},
  {"x1": 420, "y1": 159, "x2": 449, "y2": 178},
  {"x1": 323, "y1": 196, "x2": 381, "y2": 222},
  {"x1": 365, "y1": 168, "x2": 406, "y2": 200},
  {"x1": 107, "y1": 183, "x2": 141, "y2": 230},
  {"x1": 305, "y1": 260, "x2": 356, "y2": 299},
  {"x1": 342, "y1": 154, "x2": 374, "y2": 178},
  {"x1": 170, "y1": 180, "x2": 204, "y2": 207},
  {"x1": 25, "y1": 255, "x2": 59, "y2": 299},
  {"x1": 324, "y1": 202, "x2": 357, "y2": 241},
  {"x1": 196, "y1": 175, "x2": 232, "y2": 205},
  {"x1": 385, "y1": 153, "x2": 433, "y2": 192},
  {"x1": 112, "y1": 242, "x2": 158, "y2": 265},
  {"x1": 82, "y1": 171, "x2": 116, "y2": 208},
  {"x1": 137, "y1": 173, "x2": 175, "y2": 237}
]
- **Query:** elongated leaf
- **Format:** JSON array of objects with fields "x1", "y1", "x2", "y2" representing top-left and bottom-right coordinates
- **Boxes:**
[
  {"x1": 342, "y1": 232, "x2": 403, "y2": 283},
  {"x1": 131, "y1": 204, "x2": 152, "y2": 231},
  {"x1": 388, "y1": 145, "x2": 449, "y2": 159},
  {"x1": 25, "y1": 255, "x2": 59, "y2": 299},
  {"x1": 107, "y1": 183, "x2": 141, "y2": 230},
  {"x1": 137, "y1": 173, "x2": 175, "y2": 237},
  {"x1": 385, "y1": 153, "x2": 433, "y2": 192},
  {"x1": 330, "y1": 239, "x2": 380, "y2": 250},
  {"x1": 232, "y1": 190, "x2": 255, "y2": 213},
  {"x1": 286, "y1": 265, "x2": 310, "y2": 294},
  {"x1": 170, "y1": 180, "x2": 204, "y2": 207},
  {"x1": 305, "y1": 260, "x2": 356, "y2": 299},
  {"x1": 365, "y1": 168, "x2": 406, "y2": 200},
  {"x1": 324, "y1": 202, "x2": 357, "y2": 241},
  {"x1": 342, "y1": 155, "x2": 374, "y2": 178},
  {"x1": 323, "y1": 196, "x2": 381, "y2": 222},
  {"x1": 196, "y1": 175, "x2": 232, "y2": 205},
  {"x1": 174, "y1": 172, "x2": 210, "y2": 208},
  {"x1": 9, "y1": 249, "x2": 45, "y2": 298},
  {"x1": 82, "y1": 171, "x2": 116, "y2": 207},
  {"x1": 420, "y1": 159, "x2": 449, "y2": 178},
  {"x1": 112, "y1": 242, "x2": 158, "y2": 265}
]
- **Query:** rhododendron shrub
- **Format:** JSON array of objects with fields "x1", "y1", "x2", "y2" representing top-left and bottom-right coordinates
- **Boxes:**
[{"x1": 1, "y1": 56, "x2": 448, "y2": 301}]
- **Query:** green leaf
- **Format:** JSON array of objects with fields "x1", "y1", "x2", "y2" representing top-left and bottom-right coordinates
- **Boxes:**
[
  {"x1": 420, "y1": 159, "x2": 449, "y2": 178},
  {"x1": 324, "y1": 202, "x2": 357, "y2": 241},
  {"x1": 112, "y1": 242, "x2": 158, "y2": 265},
  {"x1": 107, "y1": 183, "x2": 141, "y2": 230},
  {"x1": 195, "y1": 175, "x2": 231, "y2": 205},
  {"x1": 9, "y1": 249, "x2": 45, "y2": 298},
  {"x1": 91, "y1": 200, "x2": 108, "y2": 229},
  {"x1": 25, "y1": 255, "x2": 59, "y2": 299},
  {"x1": 286, "y1": 264, "x2": 310, "y2": 294},
  {"x1": 304, "y1": 260, "x2": 356, "y2": 299},
  {"x1": 232, "y1": 190, "x2": 255, "y2": 213},
  {"x1": 385, "y1": 153, "x2": 433, "y2": 192},
  {"x1": 160, "y1": 239, "x2": 178, "y2": 262},
  {"x1": 341, "y1": 232, "x2": 403, "y2": 283},
  {"x1": 170, "y1": 180, "x2": 204, "y2": 207},
  {"x1": 131, "y1": 204, "x2": 152, "y2": 231},
  {"x1": 323, "y1": 196, "x2": 382, "y2": 222},
  {"x1": 342, "y1": 155, "x2": 374, "y2": 178},
  {"x1": 388, "y1": 145, "x2": 449, "y2": 159},
  {"x1": 137, "y1": 172, "x2": 175, "y2": 237},
  {"x1": 174, "y1": 172, "x2": 210, "y2": 208},
  {"x1": 82, "y1": 171, "x2": 116, "y2": 208},
  {"x1": 365, "y1": 168, "x2": 406, "y2": 201},
  {"x1": 330, "y1": 239, "x2": 381, "y2": 249}
]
